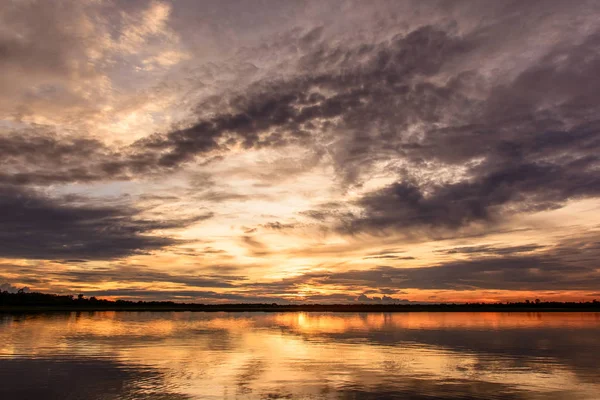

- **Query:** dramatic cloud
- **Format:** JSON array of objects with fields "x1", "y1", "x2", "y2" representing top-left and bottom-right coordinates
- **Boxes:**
[
  {"x1": 1, "y1": 0, "x2": 599, "y2": 301},
  {"x1": 243, "y1": 233, "x2": 600, "y2": 294},
  {"x1": 338, "y1": 157, "x2": 600, "y2": 234},
  {"x1": 0, "y1": 185, "x2": 209, "y2": 260}
]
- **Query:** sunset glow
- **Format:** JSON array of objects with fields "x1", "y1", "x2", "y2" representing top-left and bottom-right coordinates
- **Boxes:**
[{"x1": 1, "y1": 0, "x2": 600, "y2": 303}]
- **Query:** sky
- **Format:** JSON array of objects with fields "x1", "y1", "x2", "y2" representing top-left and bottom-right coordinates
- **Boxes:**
[{"x1": 1, "y1": 0, "x2": 599, "y2": 303}]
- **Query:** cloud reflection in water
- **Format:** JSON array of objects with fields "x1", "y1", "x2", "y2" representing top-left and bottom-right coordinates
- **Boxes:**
[{"x1": 0, "y1": 312, "x2": 599, "y2": 399}]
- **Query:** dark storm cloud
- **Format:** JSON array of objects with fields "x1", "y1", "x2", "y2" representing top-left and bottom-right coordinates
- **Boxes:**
[
  {"x1": 0, "y1": 131, "x2": 122, "y2": 185},
  {"x1": 0, "y1": 185, "x2": 210, "y2": 260},
  {"x1": 136, "y1": 25, "x2": 471, "y2": 168},
  {"x1": 130, "y1": 15, "x2": 600, "y2": 236},
  {"x1": 1, "y1": 24, "x2": 471, "y2": 186},
  {"x1": 324, "y1": 28, "x2": 600, "y2": 233},
  {"x1": 337, "y1": 157, "x2": 600, "y2": 234},
  {"x1": 3, "y1": 6, "x2": 599, "y2": 206},
  {"x1": 0, "y1": 129, "x2": 184, "y2": 185}
]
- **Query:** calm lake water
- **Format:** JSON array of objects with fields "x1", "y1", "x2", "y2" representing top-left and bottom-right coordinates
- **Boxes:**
[{"x1": 1, "y1": 312, "x2": 599, "y2": 399}]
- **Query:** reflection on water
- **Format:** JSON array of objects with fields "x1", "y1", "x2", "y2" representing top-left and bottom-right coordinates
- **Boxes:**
[{"x1": 1, "y1": 312, "x2": 599, "y2": 399}]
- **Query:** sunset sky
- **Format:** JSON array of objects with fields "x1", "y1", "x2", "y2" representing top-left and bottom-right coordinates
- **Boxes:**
[{"x1": 1, "y1": 0, "x2": 599, "y2": 303}]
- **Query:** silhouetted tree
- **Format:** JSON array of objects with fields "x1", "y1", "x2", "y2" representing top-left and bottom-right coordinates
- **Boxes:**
[{"x1": 1, "y1": 291, "x2": 600, "y2": 311}]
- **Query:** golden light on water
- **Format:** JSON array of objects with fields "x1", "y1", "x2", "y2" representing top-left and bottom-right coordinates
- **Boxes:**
[{"x1": 2, "y1": 312, "x2": 599, "y2": 398}]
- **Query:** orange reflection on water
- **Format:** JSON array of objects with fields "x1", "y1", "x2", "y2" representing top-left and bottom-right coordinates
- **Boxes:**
[
  {"x1": 273, "y1": 311, "x2": 600, "y2": 334},
  {"x1": 1, "y1": 312, "x2": 600, "y2": 399}
]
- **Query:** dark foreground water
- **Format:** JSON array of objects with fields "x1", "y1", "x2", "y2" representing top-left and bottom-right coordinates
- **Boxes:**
[{"x1": 1, "y1": 312, "x2": 599, "y2": 399}]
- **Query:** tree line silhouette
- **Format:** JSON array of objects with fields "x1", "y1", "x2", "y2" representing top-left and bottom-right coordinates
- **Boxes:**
[{"x1": 1, "y1": 290, "x2": 599, "y2": 312}]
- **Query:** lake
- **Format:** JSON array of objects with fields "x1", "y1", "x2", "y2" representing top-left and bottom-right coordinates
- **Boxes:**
[{"x1": 1, "y1": 312, "x2": 599, "y2": 399}]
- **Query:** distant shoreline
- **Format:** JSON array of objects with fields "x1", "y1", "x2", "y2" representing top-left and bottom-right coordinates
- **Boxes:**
[
  {"x1": 3, "y1": 292, "x2": 599, "y2": 313},
  {"x1": 2, "y1": 305, "x2": 600, "y2": 313}
]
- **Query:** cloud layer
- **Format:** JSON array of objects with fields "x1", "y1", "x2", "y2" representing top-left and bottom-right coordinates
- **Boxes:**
[{"x1": 1, "y1": 0, "x2": 599, "y2": 301}]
